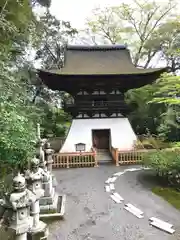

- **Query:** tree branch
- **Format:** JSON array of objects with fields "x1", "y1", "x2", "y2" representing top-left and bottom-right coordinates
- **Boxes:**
[
  {"x1": 0, "y1": 0, "x2": 9, "y2": 16},
  {"x1": 144, "y1": 50, "x2": 158, "y2": 68},
  {"x1": 134, "y1": 3, "x2": 175, "y2": 66}
]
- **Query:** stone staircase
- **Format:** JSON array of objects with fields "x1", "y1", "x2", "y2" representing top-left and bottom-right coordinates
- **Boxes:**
[{"x1": 96, "y1": 149, "x2": 113, "y2": 165}]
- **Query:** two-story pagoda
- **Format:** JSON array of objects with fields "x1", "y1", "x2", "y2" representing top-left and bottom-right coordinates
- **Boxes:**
[{"x1": 38, "y1": 45, "x2": 165, "y2": 153}]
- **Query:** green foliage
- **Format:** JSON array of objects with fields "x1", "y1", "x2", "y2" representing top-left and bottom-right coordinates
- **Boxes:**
[
  {"x1": 152, "y1": 73, "x2": 180, "y2": 105},
  {"x1": 152, "y1": 187, "x2": 180, "y2": 209},
  {"x1": 126, "y1": 72, "x2": 180, "y2": 141},
  {"x1": 145, "y1": 20, "x2": 180, "y2": 72},
  {"x1": 144, "y1": 149, "x2": 180, "y2": 188},
  {"x1": 0, "y1": 1, "x2": 51, "y2": 170},
  {"x1": 144, "y1": 150, "x2": 174, "y2": 175},
  {"x1": 0, "y1": 0, "x2": 35, "y2": 57},
  {"x1": 135, "y1": 135, "x2": 170, "y2": 149},
  {"x1": 35, "y1": 10, "x2": 78, "y2": 69},
  {"x1": 40, "y1": 105, "x2": 71, "y2": 137},
  {"x1": 0, "y1": 103, "x2": 36, "y2": 165},
  {"x1": 126, "y1": 85, "x2": 163, "y2": 135},
  {"x1": 0, "y1": 54, "x2": 37, "y2": 166},
  {"x1": 170, "y1": 142, "x2": 180, "y2": 148}
]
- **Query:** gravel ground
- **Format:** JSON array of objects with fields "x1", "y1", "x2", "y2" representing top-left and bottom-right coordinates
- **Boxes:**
[{"x1": 48, "y1": 166, "x2": 180, "y2": 240}]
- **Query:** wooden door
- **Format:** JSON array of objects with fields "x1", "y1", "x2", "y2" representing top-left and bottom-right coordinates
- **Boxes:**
[{"x1": 92, "y1": 129, "x2": 110, "y2": 149}]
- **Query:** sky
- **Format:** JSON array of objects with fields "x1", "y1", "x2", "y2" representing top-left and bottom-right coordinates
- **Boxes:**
[
  {"x1": 50, "y1": 0, "x2": 173, "y2": 29},
  {"x1": 50, "y1": 0, "x2": 123, "y2": 28}
]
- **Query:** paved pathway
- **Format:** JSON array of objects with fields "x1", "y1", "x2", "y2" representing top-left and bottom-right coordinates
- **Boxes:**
[{"x1": 49, "y1": 166, "x2": 180, "y2": 240}]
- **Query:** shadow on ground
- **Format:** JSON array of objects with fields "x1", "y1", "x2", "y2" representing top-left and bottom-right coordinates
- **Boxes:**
[{"x1": 136, "y1": 169, "x2": 166, "y2": 190}]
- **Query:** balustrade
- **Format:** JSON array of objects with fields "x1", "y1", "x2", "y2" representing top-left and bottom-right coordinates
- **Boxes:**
[{"x1": 64, "y1": 100, "x2": 127, "y2": 109}]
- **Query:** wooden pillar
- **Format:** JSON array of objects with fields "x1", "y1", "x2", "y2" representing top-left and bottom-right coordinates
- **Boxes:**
[
  {"x1": 115, "y1": 148, "x2": 119, "y2": 166},
  {"x1": 93, "y1": 150, "x2": 98, "y2": 167},
  {"x1": 67, "y1": 155, "x2": 69, "y2": 168}
]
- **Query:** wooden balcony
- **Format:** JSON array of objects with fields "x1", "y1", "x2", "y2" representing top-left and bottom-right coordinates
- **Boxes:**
[{"x1": 63, "y1": 100, "x2": 129, "y2": 111}]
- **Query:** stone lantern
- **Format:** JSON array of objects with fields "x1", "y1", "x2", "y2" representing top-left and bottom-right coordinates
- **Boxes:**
[
  {"x1": 0, "y1": 173, "x2": 36, "y2": 240},
  {"x1": 39, "y1": 141, "x2": 59, "y2": 214},
  {"x1": 44, "y1": 141, "x2": 57, "y2": 188},
  {"x1": 44, "y1": 142, "x2": 54, "y2": 173},
  {"x1": 36, "y1": 138, "x2": 47, "y2": 171},
  {"x1": 25, "y1": 157, "x2": 49, "y2": 239},
  {"x1": 34, "y1": 124, "x2": 66, "y2": 219}
]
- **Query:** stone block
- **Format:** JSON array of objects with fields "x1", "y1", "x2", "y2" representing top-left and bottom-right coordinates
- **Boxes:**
[
  {"x1": 39, "y1": 195, "x2": 66, "y2": 220},
  {"x1": 27, "y1": 221, "x2": 48, "y2": 240},
  {"x1": 39, "y1": 188, "x2": 55, "y2": 206},
  {"x1": 40, "y1": 193, "x2": 58, "y2": 214}
]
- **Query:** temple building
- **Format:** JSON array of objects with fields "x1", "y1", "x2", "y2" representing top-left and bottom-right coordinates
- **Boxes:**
[{"x1": 38, "y1": 45, "x2": 165, "y2": 153}]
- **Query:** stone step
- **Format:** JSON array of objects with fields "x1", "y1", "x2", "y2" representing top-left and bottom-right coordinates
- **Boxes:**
[
  {"x1": 96, "y1": 155, "x2": 112, "y2": 161},
  {"x1": 95, "y1": 149, "x2": 112, "y2": 163},
  {"x1": 96, "y1": 154, "x2": 111, "y2": 157}
]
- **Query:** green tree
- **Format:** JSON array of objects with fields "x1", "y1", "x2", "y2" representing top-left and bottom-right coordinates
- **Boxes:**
[
  {"x1": 126, "y1": 84, "x2": 164, "y2": 135},
  {"x1": 35, "y1": 10, "x2": 78, "y2": 69},
  {"x1": 29, "y1": 10, "x2": 77, "y2": 137},
  {"x1": 0, "y1": 54, "x2": 38, "y2": 167},
  {"x1": 0, "y1": 0, "x2": 53, "y2": 170},
  {"x1": 82, "y1": 0, "x2": 179, "y2": 68},
  {"x1": 126, "y1": 72, "x2": 180, "y2": 140}
]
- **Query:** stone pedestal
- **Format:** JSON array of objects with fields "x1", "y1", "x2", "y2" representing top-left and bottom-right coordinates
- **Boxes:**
[{"x1": 27, "y1": 221, "x2": 48, "y2": 240}]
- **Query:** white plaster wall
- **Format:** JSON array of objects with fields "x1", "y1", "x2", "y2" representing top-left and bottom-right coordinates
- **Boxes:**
[{"x1": 60, "y1": 118, "x2": 137, "y2": 152}]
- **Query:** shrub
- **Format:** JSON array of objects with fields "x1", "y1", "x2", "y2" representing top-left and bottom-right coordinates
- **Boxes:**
[
  {"x1": 134, "y1": 135, "x2": 170, "y2": 150},
  {"x1": 170, "y1": 142, "x2": 180, "y2": 148},
  {"x1": 144, "y1": 149, "x2": 180, "y2": 189}
]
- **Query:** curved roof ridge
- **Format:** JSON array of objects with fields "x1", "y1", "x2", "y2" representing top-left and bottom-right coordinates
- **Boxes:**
[{"x1": 67, "y1": 44, "x2": 127, "y2": 51}]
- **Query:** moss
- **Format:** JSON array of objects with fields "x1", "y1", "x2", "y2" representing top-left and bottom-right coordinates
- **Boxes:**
[{"x1": 152, "y1": 187, "x2": 180, "y2": 210}]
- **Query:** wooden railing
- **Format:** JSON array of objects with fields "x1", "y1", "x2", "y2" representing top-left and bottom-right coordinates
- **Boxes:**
[
  {"x1": 52, "y1": 150, "x2": 98, "y2": 169},
  {"x1": 116, "y1": 148, "x2": 179, "y2": 165},
  {"x1": 118, "y1": 150, "x2": 148, "y2": 165},
  {"x1": 63, "y1": 100, "x2": 128, "y2": 112},
  {"x1": 110, "y1": 146, "x2": 150, "y2": 166},
  {"x1": 52, "y1": 147, "x2": 180, "y2": 168}
]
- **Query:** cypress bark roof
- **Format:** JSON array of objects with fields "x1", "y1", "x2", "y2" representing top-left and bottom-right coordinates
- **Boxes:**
[{"x1": 40, "y1": 45, "x2": 166, "y2": 75}]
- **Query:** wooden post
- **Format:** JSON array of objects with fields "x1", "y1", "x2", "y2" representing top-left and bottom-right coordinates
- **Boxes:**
[
  {"x1": 94, "y1": 150, "x2": 98, "y2": 167},
  {"x1": 67, "y1": 155, "x2": 69, "y2": 168},
  {"x1": 115, "y1": 148, "x2": 119, "y2": 166}
]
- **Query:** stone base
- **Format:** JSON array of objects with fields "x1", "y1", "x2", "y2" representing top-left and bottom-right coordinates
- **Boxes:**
[
  {"x1": 40, "y1": 191, "x2": 58, "y2": 213},
  {"x1": 0, "y1": 223, "x2": 29, "y2": 240},
  {"x1": 27, "y1": 221, "x2": 48, "y2": 240},
  {"x1": 40, "y1": 188, "x2": 55, "y2": 206},
  {"x1": 39, "y1": 194, "x2": 66, "y2": 220}
]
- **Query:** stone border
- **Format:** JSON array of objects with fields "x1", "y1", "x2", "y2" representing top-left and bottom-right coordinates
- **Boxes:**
[
  {"x1": 40, "y1": 194, "x2": 66, "y2": 220},
  {"x1": 104, "y1": 167, "x2": 175, "y2": 234}
]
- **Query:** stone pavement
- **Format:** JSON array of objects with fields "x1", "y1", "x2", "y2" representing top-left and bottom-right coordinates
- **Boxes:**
[{"x1": 48, "y1": 166, "x2": 180, "y2": 240}]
